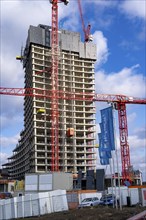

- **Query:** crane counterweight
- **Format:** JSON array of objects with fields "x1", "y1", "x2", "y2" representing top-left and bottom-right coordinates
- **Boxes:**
[{"x1": 49, "y1": 0, "x2": 69, "y2": 5}]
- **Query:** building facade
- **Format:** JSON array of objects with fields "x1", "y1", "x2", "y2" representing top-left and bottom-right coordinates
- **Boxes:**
[{"x1": 3, "y1": 25, "x2": 97, "y2": 179}]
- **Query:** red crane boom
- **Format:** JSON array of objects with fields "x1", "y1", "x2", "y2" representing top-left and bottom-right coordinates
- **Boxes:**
[
  {"x1": 0, "y1": 87, "x2": 146, "y2": 181},
  {"x1": 0, "y1": 87, "x2": 146, "y2": 104},
  {"x1": 77, "y1": 0, "x2": 92, "y2": 42}
]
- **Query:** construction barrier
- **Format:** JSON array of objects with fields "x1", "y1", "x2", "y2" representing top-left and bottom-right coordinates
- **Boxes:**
[{"x1": 0, "y1": 189, "x2": 68, "y2": 220}]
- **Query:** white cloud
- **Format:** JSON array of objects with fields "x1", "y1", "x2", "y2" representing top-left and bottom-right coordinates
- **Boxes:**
[
  {"x1": 0, "y1": 114, "x2": 23, "y2": 131},
  {"x1": 1, "y1": 1, "x2": 51, "y2": 90},
  {"x1": 1, "y1": 0, "x2": 78, "y2": 88},
  {"x1": 0, "y1": 134, "x2": 21, "y2": 167},
  {"x1": 93, "y1": 31, "x2": 109, "y2": 67},
  {"x1": 84, "y1": 0, "x2": 116, "y2": 30},
  {"x1": 59, "y1": 1, "x2": 78, "y2": 31},
  {"x1": 127, "y1": 112, "x2": 137, "y2": 123},
  {"x1": 0, "y1": 95, "x2": 23, "y2": 117},
  {"x1": 1, "y1": 0, "x2": 78, "y2": 34},
  {"x1": 129, "y1": 134, "x2": 146, "y2": 150},
  {"x1": 120, "y1": 0, "x2": 146, "y2": 20},
  {"x1": 138, "y1": 26, "x2": 146, "y2": 41},
  {"x1": 129, "y1": 134, "x2": 146, "y2": 181},
  {"x1": 1, "y1": 1, "x2": 51, "y2": 31},
  {"x1": 1, "y1": 55, "x2": 24, "y2": 87},
  {"x1": 0, "y1": 152, "x2": 9, "y2": 167},
  {"x1": 95, "y1": 65, "x2": 146, "y2": 97},
  {"x1": 133, "y1": 127, "x2": 146, "y2": 139},
  {"x1": 96, "y1": 124, "x2": 100, "y2": 134},
  {"x1": 119, "y1": 40, "x2": 140, "y2": 51},
  {"x1": 0, "y1": 134, "x2": 20, "y2": 149},
  {"x1": 88, "y1": 0, "x2": 117, "y2": 7}
]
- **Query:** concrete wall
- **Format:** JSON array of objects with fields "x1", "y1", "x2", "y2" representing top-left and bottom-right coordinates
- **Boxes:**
[
  {"x1": 24, "y1": 24, "x2": 97, "y2": 65},
  {"x1": 25, "y1": 173, "x2": 73, "y2": 193}
]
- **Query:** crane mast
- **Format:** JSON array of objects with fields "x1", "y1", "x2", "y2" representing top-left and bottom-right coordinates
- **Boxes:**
[
  {"x1": 50, "y1": 0, "x2": 69, "y2": 171},
  {"x1": 51, "y1": 0, "x2": 59, "y2": 172},
  {"x1": 117, "y1": 103, "x2": 130, "y2": 181}
]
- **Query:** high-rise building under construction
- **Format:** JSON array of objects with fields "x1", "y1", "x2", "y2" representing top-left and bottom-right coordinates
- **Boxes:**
[{"x1": 4, "y1": 25, "x2": 97, "y2": 179}]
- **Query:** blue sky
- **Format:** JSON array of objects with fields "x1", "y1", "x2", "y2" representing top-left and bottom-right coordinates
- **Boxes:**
[{"x1": 0, "y1": 0, "x2": 146, "y2": 181}]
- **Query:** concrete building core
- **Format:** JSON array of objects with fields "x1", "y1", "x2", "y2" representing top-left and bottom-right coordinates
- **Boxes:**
[{"x1": 4, "y1": 25, "x2": 97, "y2": 179}]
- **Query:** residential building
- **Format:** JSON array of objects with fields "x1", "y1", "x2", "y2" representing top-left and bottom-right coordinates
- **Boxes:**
[{"x1": 3, "y1": 25, "x2": 97, "y2": 179}]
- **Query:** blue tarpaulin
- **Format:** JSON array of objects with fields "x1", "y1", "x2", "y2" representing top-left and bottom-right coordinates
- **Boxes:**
[
  {"x1": 98, "y1": 107, "x2": 115, "y2": 165},
  {"x1": 100, "y1": 158, "x2": 110, "y2": 165}
]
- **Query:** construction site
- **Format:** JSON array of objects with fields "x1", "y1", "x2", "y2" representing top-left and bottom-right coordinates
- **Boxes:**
[{"x1": 0, "y1": 0, "x2": 146, "y2": 219}]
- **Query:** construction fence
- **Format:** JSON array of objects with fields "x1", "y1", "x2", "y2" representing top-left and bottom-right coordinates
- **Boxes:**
[{"x1": 0, "y1": 190, "x2": 68, "y2": 220}]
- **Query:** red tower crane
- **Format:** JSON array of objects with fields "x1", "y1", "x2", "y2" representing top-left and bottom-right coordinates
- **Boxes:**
[
  {"x1": 94, "y1": 93, "x2": 146, "y2": 181},
  {"x1": 77, "y1": 0, "x2": 93, "y2": 42},
  {"x1": 0, "y1": 87, "x2": 146, "y2": 181},
  {"x1": 49, "y1": 0, "x2": 69, "y2": 171}
]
